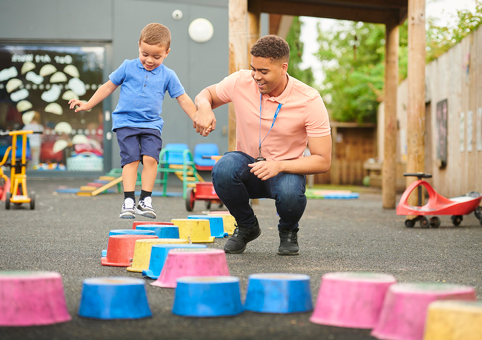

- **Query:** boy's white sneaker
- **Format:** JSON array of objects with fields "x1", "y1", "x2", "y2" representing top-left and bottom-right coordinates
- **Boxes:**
[
  {"x1": 135, "y1": 196, "x2": 156, "y2": 219},
  {"x1": 119, "y1": 197, "x2": 135, "y2": 219}
]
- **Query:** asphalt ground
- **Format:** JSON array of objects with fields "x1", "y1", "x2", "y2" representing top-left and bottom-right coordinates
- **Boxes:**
[{"x1": 0, "y1": 178, "x2": 481, "y2": 340}]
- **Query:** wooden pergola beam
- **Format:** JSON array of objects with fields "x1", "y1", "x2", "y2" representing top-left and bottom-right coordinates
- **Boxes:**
[{"x1": 259, "y1": 0, "x2": 400, "y2": 24}]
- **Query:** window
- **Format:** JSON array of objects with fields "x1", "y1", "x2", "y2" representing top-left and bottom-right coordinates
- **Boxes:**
[{"x1": 0, "y1": 44, "x2": 105, "y2": 171}]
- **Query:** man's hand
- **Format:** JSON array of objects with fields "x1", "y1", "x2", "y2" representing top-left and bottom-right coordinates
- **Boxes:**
[
  {"x1": 193, "y1": 104, "x2": 216, "y2": 137},
  {"x1": 68, "y1": 99, "x2": 90, "y2": 112},
  {"x1": 248, "y1": 161, "x2": 282, "y2": 181},
  {"x1": 194, "y1": 85, "x2": 225, "y2": 137}
]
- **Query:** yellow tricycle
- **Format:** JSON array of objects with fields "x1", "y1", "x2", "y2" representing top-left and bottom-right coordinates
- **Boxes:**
[{"x1": 0, "y1": 130, "x2": 38, "y2": 210}]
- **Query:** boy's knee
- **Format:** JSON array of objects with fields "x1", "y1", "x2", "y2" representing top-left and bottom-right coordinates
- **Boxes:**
[{"x1": 142, "y1": 155, "x2": 158, "y2": 167}]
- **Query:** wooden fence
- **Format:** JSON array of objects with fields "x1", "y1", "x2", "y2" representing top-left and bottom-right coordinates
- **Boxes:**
[
  {"x1": 314, "y1": 122, "x2": 377, "y2": 185},
  {"x1": 378, "y1": 25, "x2": 482, "y2": 197}
]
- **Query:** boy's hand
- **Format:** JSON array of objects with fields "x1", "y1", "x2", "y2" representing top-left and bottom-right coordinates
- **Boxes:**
[
  {"x1": 68, "y1": 99, "x2": 89, "y2": 112},
  {"x1": 193, "y1": 106, "x2": 216, "y2": 137}
]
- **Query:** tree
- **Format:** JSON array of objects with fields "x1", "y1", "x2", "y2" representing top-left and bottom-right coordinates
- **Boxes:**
[
  {"x1": 285, "y1": 17, "x2": 315, "y2": 86},
  {"x1": 315, "y1": 21, "x2": 390, "y2": 123},
  {"x1": 308, "y1": 0, "x2": 481, "y2": 123},
  {"x1": 426, "y1": 1, "x2": 482, "y2": 61}
]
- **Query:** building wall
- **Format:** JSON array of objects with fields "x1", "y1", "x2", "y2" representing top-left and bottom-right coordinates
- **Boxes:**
[
  {"x1": 0, "y1": 0, "x2": 229, "y2": 175},
  {"x1": 378, "y1": 25, "x2": 482, "y2": 197}
]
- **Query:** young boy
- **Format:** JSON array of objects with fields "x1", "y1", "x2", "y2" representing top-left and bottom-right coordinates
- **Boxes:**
[{"x1": 69, "y1": 23, "x2": 196, "y2": 219}]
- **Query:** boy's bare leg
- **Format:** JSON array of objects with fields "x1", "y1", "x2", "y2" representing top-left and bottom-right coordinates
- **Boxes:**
[
  {"x1": 122, "y1": 161, "x2": 140, "y2": 191},
  {"x1": 140, "y1": 156, "x2": 157, "y2": 191},
  {"x1": 119, "y1": 161, "x2": 139, "y2": 219},
  {"x1": 135, "y1": 156, "x2": 157, "y2": 218}
]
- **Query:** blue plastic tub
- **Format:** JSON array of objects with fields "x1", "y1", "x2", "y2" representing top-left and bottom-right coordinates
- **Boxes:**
[
  {"x1": 244, "y1": 273, "x2": 313, "y2": 314},
  {"x1": 135, "y1": 225, "x2": 180, "y2": 239},
  {"x1": 78, "y1": 277, "x2": 151, "y2": 319},
  {"x1": 172, "y1": 276, "x2": 243, "y2": 317}
]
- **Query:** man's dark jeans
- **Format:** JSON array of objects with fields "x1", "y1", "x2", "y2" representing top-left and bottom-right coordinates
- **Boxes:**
[{"x1": 212, "y1": 151, "x2": 307, "y2": 231}]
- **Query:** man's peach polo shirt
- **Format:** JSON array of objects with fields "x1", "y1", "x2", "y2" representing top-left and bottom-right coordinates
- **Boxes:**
[{"x1": 216, "y1": 69, "x2": 331, "y2": 161}]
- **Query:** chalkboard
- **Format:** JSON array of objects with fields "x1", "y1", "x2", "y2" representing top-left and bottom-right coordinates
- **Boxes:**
[{"x1": 436, "y1": 99, "x2": 448, "y2": 168}]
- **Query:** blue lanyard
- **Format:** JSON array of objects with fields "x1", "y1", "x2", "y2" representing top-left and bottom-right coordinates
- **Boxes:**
[{"x1": 258, "y1": 93, "x2": 282, "y2": 157}]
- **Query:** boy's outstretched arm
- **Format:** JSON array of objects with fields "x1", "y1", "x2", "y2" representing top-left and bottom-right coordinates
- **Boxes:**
[
  {"x1": 176, "y1": 93, "x2": 197, "y2": 121},
  {"x1": 68, "y1": 80, "x2": 118, "y2": 112}
]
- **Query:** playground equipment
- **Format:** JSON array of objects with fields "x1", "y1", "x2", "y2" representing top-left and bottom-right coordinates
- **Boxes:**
[
  {"x1": 157, "y1": 143, "x2": 203, "y2": 199},
  {"x1": 0, "y1": 130, "x2": 40, "y2": 210},
  {"x1": 193, "y1": 143, "x2": 219, "y2": 171},
  {"x1": 185, "y1": 155, "x2": 223, "y2": 211},
  {"x1": 396, "y1": 173, "x2": 482, "y2": 228}
]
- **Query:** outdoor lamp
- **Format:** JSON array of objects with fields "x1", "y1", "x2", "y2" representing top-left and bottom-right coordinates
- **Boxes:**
[{"x1": 188, "y1": 18, "x2": 214, "y2": 43}]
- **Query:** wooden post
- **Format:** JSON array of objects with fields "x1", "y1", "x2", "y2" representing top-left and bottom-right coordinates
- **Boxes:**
[
  {"x1": 248, "y1": 0, "x2": 261, "y2": 62},
  {"x1": 228, "y1": 0, "x2": 250, "y2": 151},
  {"x1": 330, "y1": 126, "x2": 339, "y2": 185},
  {"x1": 406, "y1": 0, "x2": 426, "y2": 206},
  {"x1": 382, "y1": 16, "x2": 399, "y2": 209}
]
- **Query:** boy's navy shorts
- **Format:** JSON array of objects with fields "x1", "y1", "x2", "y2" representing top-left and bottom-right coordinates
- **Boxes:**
[{"x1": 115, "y1": 127, "x2": 162, "y2": 167}]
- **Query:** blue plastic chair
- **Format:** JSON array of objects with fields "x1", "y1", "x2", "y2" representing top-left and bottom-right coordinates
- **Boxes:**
[
  {"x1": 162, "y1": 143, "x2": 189, "y2": 165},
  {"x1": 193, "y1": 143, "x2": 219, "y2": 171},
  {"x1": 157, "y1": 143, "x2": 202, "y2": 198}
]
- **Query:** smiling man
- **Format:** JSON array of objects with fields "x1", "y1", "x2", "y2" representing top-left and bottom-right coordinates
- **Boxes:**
[{"x1": 193, "y1": 35, "x2": 332, "y2": 256}]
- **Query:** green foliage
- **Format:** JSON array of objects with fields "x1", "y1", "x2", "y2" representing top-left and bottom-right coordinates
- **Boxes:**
[
  {"x1": 315, "y1": 21, "x2": 390, "y2": 123},
  {"x1": 302, "y1": 0, "x2": 482, "y2": 123},
  {"x1": 286, "y1": 17, "x2": 315, "y2": 86},
  {"x1": 426, "y1": 1, "x2": 482, "y2": 61}
]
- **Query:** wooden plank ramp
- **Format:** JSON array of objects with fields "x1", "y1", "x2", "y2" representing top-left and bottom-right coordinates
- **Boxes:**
[{"x1": 77, "y1": 176, "x2": 123, "y2": 197}]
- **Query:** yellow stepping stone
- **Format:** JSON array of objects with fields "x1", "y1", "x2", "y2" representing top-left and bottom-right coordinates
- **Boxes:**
[
  {"x1": 126, "y1": 238, "x2": 188, "y2": 273},
  {"x1": 424, "y1": 300, "x2": 482, "y2": 340},
  {"x1": 171, "y1": 219, "x2": 215, "y2": 243}
]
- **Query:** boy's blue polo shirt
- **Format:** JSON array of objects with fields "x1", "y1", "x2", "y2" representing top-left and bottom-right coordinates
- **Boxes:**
[{"x1": 109, "y1": 59, "x2": 185, "y2": 134}]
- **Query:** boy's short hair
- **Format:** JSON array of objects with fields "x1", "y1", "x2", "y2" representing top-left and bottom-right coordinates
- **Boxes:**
[
  {"x1": 139, "y1": 23, "x2": 171, "y2": 50},
  {"x1": 250, "y1": 35, "x2": 290, "y2": 63}
]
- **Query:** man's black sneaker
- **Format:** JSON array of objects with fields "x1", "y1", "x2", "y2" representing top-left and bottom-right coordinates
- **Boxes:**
[
  {"x1": 278, "y1": 228, "x2": 299, "y2": 255},
  {"x1": 135, "y1": 197, "x2": 156, "y2": 219},
  {"x1": 224, "y1": 218, "x2": 261, "y2": 254}
]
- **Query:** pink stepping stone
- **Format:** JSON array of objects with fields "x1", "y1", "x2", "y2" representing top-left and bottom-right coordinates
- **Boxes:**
[
  {"x1": 310, "y1": 272, "x2": 397, "y2": 328},
  {"x1": 0, "y1": 271, "x2": 71, "y2": 326},
  {"x1": 151, "y1": 248, "x2": 229, "y2": 288},
  {"x1": 371, "y1": 282, "x2": 476, "y2": 340}
]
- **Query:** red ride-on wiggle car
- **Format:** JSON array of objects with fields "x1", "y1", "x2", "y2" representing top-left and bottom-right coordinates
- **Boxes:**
[
  {"x1": 185, "y1": 155, "x2": 224, "y2": 212},
  {"x1": 397, "y1": 173, "x2": 482, "y2": 228}
]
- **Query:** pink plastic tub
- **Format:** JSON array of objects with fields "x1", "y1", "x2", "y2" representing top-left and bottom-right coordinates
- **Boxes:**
[
  {"x1": 151, "y1": 248, "x2": 229, "y2": 288},
  {"x1": 310, "y1": 272, "x2": 397, "y2": 328},
  {"x1": 371, "y1": 282, "x2": 476, "y2": 340},
  {"x1": 0, "y1": 271, "x2": 71, "y2": 326}
]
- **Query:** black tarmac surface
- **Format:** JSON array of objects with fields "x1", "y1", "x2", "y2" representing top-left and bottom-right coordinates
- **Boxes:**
[{"x1": 1, "y1": 178, "x2": 481, "y2": 340}]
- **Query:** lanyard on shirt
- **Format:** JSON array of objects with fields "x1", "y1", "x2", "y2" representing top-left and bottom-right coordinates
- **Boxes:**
[{"x1": 258, "y1": 93, "x2": 282, "y2": 160}]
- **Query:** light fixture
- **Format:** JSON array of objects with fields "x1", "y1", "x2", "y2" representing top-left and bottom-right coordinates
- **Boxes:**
[
  {"x1": 172, "y1": 10, "x2": 183, "y2": 20},
  {"x1": 188, "y1": 18, "x2": 214, "y2": 43}
]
